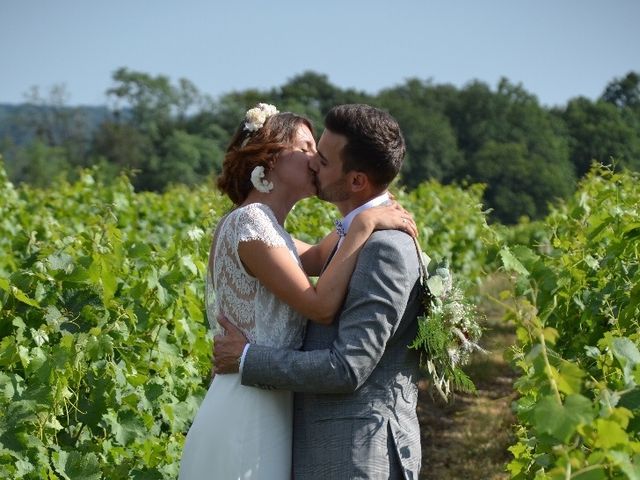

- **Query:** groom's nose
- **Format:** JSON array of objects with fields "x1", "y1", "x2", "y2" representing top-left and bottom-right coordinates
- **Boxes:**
[{"x1": 308, "y1": 154, "x2": 320, "y2": 173}]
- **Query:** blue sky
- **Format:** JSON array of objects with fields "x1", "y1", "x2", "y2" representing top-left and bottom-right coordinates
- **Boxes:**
[{"x1": 1, "y1": 0, "x2": 639, "y2": 108}]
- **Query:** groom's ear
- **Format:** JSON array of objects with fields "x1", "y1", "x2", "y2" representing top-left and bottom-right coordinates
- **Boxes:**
[{"x1": 348, "y1": 171, "x2": 369, "y2": 193}]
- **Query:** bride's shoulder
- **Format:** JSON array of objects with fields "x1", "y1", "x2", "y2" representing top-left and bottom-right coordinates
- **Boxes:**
[
  {"x1": 233, "y1": 203, "x2": 285, "y2": 246},
  {"x1": 233, "y1": 203, "x2": 277, "y2": 225}
]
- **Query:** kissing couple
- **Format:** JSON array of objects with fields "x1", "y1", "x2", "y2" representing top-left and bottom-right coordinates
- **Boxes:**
[{"x1": 179, "y1": 103, "x2": 424, "y2": 479}]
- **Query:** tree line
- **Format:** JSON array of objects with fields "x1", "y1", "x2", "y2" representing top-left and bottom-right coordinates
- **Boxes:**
[{"x1": 1, "y1": 68, "x2": 639, "y2": 224}]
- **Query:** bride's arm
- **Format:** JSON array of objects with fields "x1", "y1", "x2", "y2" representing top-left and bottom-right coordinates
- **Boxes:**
[
  {"x1": 293, "y1": 232, "x2": 340, "y2": 277},
  {"x1": 238, "y1": 203, "x2": 417, "y2": 325}
]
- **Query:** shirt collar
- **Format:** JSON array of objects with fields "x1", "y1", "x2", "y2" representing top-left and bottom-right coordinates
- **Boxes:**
[{"x1": 337, "y1": 192, "x2": 390, "y2": 236}]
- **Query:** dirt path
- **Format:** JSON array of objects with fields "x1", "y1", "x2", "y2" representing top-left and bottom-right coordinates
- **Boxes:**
[{"x1": 417, "y1": 314, "x2": 518, "y2": 479}]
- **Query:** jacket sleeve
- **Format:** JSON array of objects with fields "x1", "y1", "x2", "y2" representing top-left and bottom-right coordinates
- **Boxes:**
[{"x1": 241, "y1": 231, "x2": 418, "y2": 393}]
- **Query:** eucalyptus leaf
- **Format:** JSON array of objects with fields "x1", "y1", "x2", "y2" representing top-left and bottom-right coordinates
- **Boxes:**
[{"x1": 426, "y1": 275, "x2": 443, "y2": 296}]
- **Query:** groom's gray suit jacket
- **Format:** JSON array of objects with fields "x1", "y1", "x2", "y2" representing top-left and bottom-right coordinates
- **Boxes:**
[{"x1": 242, "y1": 229, "x2": 423, "y2": 479}]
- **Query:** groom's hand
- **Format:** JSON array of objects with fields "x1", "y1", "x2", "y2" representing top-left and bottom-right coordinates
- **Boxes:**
[{"x1": 213, "y1": 314, "x2": 249, "y2": 375}]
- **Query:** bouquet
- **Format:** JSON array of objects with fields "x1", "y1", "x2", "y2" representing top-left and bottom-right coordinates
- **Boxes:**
[{"x1": 410, "y1": 241, "x2": 485, "y2": 401}]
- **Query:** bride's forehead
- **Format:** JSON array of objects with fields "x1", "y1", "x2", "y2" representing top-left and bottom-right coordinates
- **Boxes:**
[
  {"x1": 290, "y1": 128, "x2": 316, "y2": 152},
  {"x1": 295, "y1": 124, "x2": 315, "y2": 141}
]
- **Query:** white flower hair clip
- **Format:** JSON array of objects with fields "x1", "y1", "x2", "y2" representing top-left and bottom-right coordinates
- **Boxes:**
[
  {"x1": 244, "y1": 103, "x2": 279, "y2": 132},
  {"x1": 250, "y1": 165, "x2": 274, "y2": 193}
]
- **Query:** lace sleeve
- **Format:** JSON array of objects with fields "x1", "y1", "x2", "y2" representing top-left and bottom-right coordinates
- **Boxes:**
[{"x1": 236, "y1": 204, "x2": 287, "y2": 248}]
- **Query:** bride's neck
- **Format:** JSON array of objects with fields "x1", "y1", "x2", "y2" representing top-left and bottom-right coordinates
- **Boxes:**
[{"x1": 242, "y1": 192, "x2": 295, "y2": 226}]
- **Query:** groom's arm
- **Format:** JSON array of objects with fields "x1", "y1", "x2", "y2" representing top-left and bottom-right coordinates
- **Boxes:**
[{"x1": 241, "y1": 231, "x2": 419, "y2": 393}]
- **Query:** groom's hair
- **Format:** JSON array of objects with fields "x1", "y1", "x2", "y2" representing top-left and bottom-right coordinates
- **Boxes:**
[{"x1": 324, "y1": 104, "x2": 405, "y2": 188}]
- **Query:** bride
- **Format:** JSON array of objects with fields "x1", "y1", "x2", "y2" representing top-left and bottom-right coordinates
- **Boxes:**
[{"x1": 178, "y1": 103, "x2": 416, "y2": 479}]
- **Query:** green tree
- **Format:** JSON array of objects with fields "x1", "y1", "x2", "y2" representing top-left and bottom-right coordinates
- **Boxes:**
[
  {"x1": 8, "y1": 140, "x2": 71, "y2": 187},
  {"x1": 19, "y1": 85, "x2": 91, "y2": 165},
  {"x1": 279, "y1": 71, "x2": 370, "y2": 120},
  {"x1": 107, "y1": 68, "x2": 177, "y2": 140},
  {"x1": 560, "y1": 97, "x2": 640, "y2": 176},
  {"x1": 94, "y1": 68, "x2": 221, "y2": 190},
  {"x1": 90, "y1": 121, "x2": 156, "y2": 181},
  {"x1": 445, "y1": 79, "x2": 573, "y2": 222},
  {"x1": 211, "y1": 89, "x2": 276, "y2": 137},
  {"x1": 472, "y1": 141, "x2": 575, "y2": 223},
  {"x1": 601, "y1": 71, "x2": 640, "y2": 110},
  {"x1": 279, "y1": 71, "x2": 337, "y2": 113},
  {"x1": 155, "y1": 130, "x2": 223, "y2": 187},
  {"x1": 3, "y1": 85, "x2": 92, "y2": 185},
  {"x1": 376, "y1": 79, "x2": 463, "y2": 186}
]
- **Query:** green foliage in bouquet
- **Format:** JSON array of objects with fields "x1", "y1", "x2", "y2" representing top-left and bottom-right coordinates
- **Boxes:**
[
  {"x1": 393, "y1": 180, "x2": 493, "y2": 402},
  {"x1": 410, "y1": 243, "x2": 485, "y2": 401}
]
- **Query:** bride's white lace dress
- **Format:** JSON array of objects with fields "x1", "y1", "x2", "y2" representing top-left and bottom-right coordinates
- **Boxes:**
[{"x1": 179, "y1": 203, "x2": 306, "y2": 479}]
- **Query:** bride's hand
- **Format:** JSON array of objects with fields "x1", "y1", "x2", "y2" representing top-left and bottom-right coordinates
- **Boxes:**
[{"x1": 352, "y1": 201, "x2": 418, "y2": 238}]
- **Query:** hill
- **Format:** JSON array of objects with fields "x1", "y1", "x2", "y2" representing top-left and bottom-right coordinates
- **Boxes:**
[{"x1": 0, "y1": 103, "x2": 110, "y2": 146}]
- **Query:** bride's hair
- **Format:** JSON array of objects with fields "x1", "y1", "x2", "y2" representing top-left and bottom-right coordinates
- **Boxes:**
[{"x1": 217, "y1": 112, "x2": 314, "y2": 205}]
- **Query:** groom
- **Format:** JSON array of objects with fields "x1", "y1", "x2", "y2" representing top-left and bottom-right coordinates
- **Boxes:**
[{"x1": 215, "y1": 104, "x2": 423, "y2": 479}]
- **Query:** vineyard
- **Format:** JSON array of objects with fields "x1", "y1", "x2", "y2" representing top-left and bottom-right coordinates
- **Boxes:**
[
  {"x1": 0, "y1": 161, "x2": 638, "y2": 479},
  {"x1": 503, "y1": 166, "x2": 640, "y2": 479}
]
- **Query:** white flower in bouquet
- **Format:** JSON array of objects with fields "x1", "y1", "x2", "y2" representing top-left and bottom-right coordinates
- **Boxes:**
[{"x1": 410, "y1": 241, "x2": 486, "y2": 401}]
